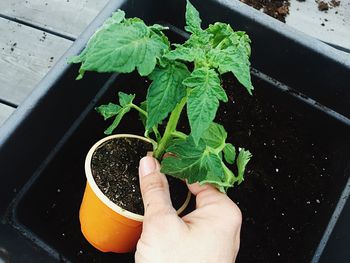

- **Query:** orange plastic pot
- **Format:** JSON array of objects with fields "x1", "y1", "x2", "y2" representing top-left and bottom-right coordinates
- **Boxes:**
[{"x1": 80, "y1": 134, "x2": 191, "y2": 253}]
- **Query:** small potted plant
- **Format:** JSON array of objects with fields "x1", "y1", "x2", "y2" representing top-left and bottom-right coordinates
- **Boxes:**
[{"x1": 70, "y1": 0, "x2": 253, "y2": 253}]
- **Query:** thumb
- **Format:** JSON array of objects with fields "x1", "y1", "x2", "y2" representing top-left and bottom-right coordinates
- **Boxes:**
[
  {"x1": 187, "y1": 182, "x2": 232, "y2": 209},
  {"x1": 139, "y1": 156, "x2": 174, "y2": 216}
]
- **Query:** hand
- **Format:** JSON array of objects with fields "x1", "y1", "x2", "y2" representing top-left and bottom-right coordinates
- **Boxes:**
[{"x1": 135, "y1": 156, "x2": 242, "y2": 263}]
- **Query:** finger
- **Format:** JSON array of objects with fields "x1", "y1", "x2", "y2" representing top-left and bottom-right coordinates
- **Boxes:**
[
  {"x1": 139, "y1": 156, "x2": 174, "y2": 216},
  {"x1": 187, "y1": 182, "x2": 233, "y2": 210},
  {"x1": 185, "y1": 182, "x2": 242, "y2": 231},
  {"x1": 187, "y1": 182, "x2": 217, "y2": 196}
]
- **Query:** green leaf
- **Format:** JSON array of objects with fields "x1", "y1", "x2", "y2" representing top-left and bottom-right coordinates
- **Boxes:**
[
  {"x1": 68, "y1": 52, "x2": 86, "y2": 64},
  {"x1": 201, "y1": 164, "x2": 234, "y2": 193},
  {"x1": 228, "y1": 45, "x2": 253, "y2": 95},
  {"x1": 184, "y1": 68, "x2": 227, "y2": 143},
  {"x1": 236, "y1": 148, "x2": 252, "y2": 184},
  {"x1": 161, "y1": 137, "x2": 208, "y2": 182},
  {"x1": 103, "y1": 10, "x2": 126, "y2": 26},
  {"x1": 149, "y1": 24, "x2": 169, "y2": 33},
  {"x1": 183, "y1": 68, "x2": 226, "y2": 101},
  {"x1": 104, "y1": 107, "x2": 130, "y2": 135},
  {"x1": 146, "y1": 62, "x2": 190, "y2": 129},
  {"x1": 206, "y1": 22, "x2": 235, "y2": 48},
  {"x1": 207, "y1": 46, "x2": 253, "y2": 94},
  {"x1": 118, "y1": 92, "x2": 135, "y2": 107},
  {"x1": 185, "y1": 1, "x2": 202, "y2": 34},
  {"x1": 236, "y1": 31, "x2": 252, "y2": 56},
  {"x1": 164, "y1": 44, "x2": 204, "y2": 62},
  {"x1": 211, "y1": 83, "x2": 228, "y2": 102},
  {"x1": 206, "y1": 152, "x2": 225, "y2": 181},
  {"x1": 100, "y1": 92, "x2": 135, "y2": 135},
  {"x1": 184, "y1": 30, "x2": 212, "y2": 50},
  {"x1": 205, "y1": 25, "x2": 253, "y2": 95},
  {"x1": 68, "y1": 10, "x2": 125, "y2": 65},
  {"x1": 161, "y1": 135, "x2": 252, "y2": 192},
  {"x1": 161, "y1": 136, "x2": 231, "y2": 192},
  {"x1": 201, "y1": 123, "x2": 227, "y2": 149},
  {"x1": 71, "y1": 18, "x2": 169, "y2": 77},
  {"x1": 95, "y1": 103, "x2": 122, "y2": 120},
  {"x1": 187, "y1": 87, "x2": 218, "y2": 144},
  {"x1": 223, "y1": 143, "x2": 236, "y2": 164}
]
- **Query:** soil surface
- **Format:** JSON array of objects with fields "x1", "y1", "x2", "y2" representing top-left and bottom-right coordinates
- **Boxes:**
[
  {"x1": 91, "y1": 137, "x2": 188, "y2": 215},
  {"x1": 217, "y1": 76, "x2": 346, "y2": 262},
  {"x1": 240, "y1": 0, "x2": 290, "y2": 22},
  {"x1": 238, "y1": 0, "x2": 341, "y2": 22}
]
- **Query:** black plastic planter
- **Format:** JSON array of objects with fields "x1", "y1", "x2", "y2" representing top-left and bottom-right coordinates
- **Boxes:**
[{"x1": 0, "y1": 0, "x2": 349, "y2": 262}]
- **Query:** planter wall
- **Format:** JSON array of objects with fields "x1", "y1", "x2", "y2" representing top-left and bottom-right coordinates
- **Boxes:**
[{"x1": 0, "y1": 0, "x2": 349, "y2": 262}]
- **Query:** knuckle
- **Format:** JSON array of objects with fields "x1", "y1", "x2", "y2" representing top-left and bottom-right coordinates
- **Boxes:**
[
  {"x1": 222, "y1": 197, "x2": 242, "y2": 225},
  {"x1": 141, "y1": 173, "x2": 168, "y2": 194},
  {"x1": 145, "y1": 210, "x2": 176, "y2": 227}
]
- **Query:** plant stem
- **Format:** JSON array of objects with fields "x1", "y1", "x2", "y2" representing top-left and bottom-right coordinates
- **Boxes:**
[
  {"x1": 171, "y1": 131, "x2": 188, "y2": 140},
  {"x1": 131, "y1": 104, "x2": 147, "y2": 116},
  {"x1": 154, "y1": 97, "x2": 187, "y2": 159},
  {"x1": 132, "y1": 103, "x2": 160, "y2": 140}
]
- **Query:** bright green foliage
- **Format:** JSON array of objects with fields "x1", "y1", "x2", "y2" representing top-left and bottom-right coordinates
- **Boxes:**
[
  {"x1": 69, "y1": 10, "x2": 169, "y2": 79},
  {"x1": 207, "y1": 46, "x2": 253, "y2": 95},
  {"x1": 184, "y1": 68, "x2": 227, "y2": 143},
  {"x1": 223, "y1": 143, "x2": 236, "y2": 164},
  {"x1": 201, "y1": 123, "x2": 227, "y2": 148},
  {"x1": 96, "y1": 103, "x2": 121, "y2": 120},
  {"x1": 185, "y1": 0, "x2": 202, "y2": 34},
  {"x1": 164, "y1": 44, "x2": 203, "y2": 62},
  {"x1": 161, "y1": 123, "x2": 252, "y2": 192},
  {"x1": 96, "y1": 92, "x2": 135, "y2": 135},
  {"x1": 146, "y1": 62, "x2": 190, "y2": 129},
  {"x1": 72, "y1": 1, "x2": 254, "y2": 192},
  {"x1": 236, "y1": 149, "x2": 253, "y2": 184},
  {"x1": 164, "y1": 15, "x2": 253, "y2": 141}
]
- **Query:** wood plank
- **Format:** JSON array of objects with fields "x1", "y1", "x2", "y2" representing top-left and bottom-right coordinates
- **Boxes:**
[
  {"x1": 0, "y1": 103, "x2": 15, "y2": 126},
  {"x1": 0, "y1": 17, "x2": 72, "y2": 105},
  {"x1": 0, "y1": 0, "x2": 109, "y2": 39}
]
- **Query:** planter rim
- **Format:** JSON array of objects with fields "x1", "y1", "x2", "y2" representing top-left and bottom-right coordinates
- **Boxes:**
[{"x1": 85, "y1": 133, "x2": 191, "y2": 222}]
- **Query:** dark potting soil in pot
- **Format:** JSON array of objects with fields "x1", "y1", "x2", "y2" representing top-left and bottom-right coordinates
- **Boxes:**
[
  {"x1": 239, "y1": 0, "x2": 290, "y2": 22},
  {"x1": 91, "y1": 137, "x2": 188, "y2": 214}
]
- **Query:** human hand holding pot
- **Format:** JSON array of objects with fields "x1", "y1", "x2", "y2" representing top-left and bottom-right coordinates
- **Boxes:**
[{"x1": 135, "y1": 156, "x2": 242, "y2": 263}]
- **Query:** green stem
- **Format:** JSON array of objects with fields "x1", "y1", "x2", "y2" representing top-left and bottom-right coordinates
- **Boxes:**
[
  {"x1": 215, "y1": 37, "x2": 229, "y2": 50},
  {"x1": 154, "y1": 97, "x2": 187, "y2": 159},
  {"x1": 131, "y1": 104, "x2": 147, "y2": 116},
  {"x1": 171, "y1": 131, "x2": 188, "y2": 140},
  {"x1": 132, "y1": 103, "x2": 160, "y2": 140}
]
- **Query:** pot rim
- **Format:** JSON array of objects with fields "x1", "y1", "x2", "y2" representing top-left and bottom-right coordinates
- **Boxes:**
[{"x1": 85, "y1": 134, "x2": 191, "y2": 222}]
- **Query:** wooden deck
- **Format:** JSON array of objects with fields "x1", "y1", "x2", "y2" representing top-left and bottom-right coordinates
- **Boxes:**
[
  {"x1": 0, "y1": 0, "x2": 109, "y2": 126},
  {"x1": 0, "y1": 0, "x2": 349, "y2": 127}
]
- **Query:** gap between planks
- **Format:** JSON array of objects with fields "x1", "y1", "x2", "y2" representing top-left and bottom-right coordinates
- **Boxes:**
[
  {"x1": 0, "y1": 103, "x2": 15, "y2": 127},
  {"x1": 0, "y1": 17, "x2": 72, "y2": 106},
  {"x1": 0, "y1": 0, "x2": 109, "y2": 39}
]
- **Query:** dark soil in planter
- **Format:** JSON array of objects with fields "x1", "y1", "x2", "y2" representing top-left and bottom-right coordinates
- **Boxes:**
[
  {"x1": 218, "y1": 76, "x2": 348, "y2": 262},
  {"x1": 239, "y1": 0, "x2": 290, "y2": 22},
  {"x1": 11, "y1": 65, "x2": 349, "y2": 262},
  {"x1": 91, "y1": 137, "x2": 188, "y2": 214},
  {"x1": 238, "y1": 0, "x2": 342, "y2": 23}
]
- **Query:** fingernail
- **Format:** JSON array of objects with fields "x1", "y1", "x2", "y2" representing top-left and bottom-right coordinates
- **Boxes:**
[{"x1": 139, "y1": 156, "x2": 157, "y2": 177}]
